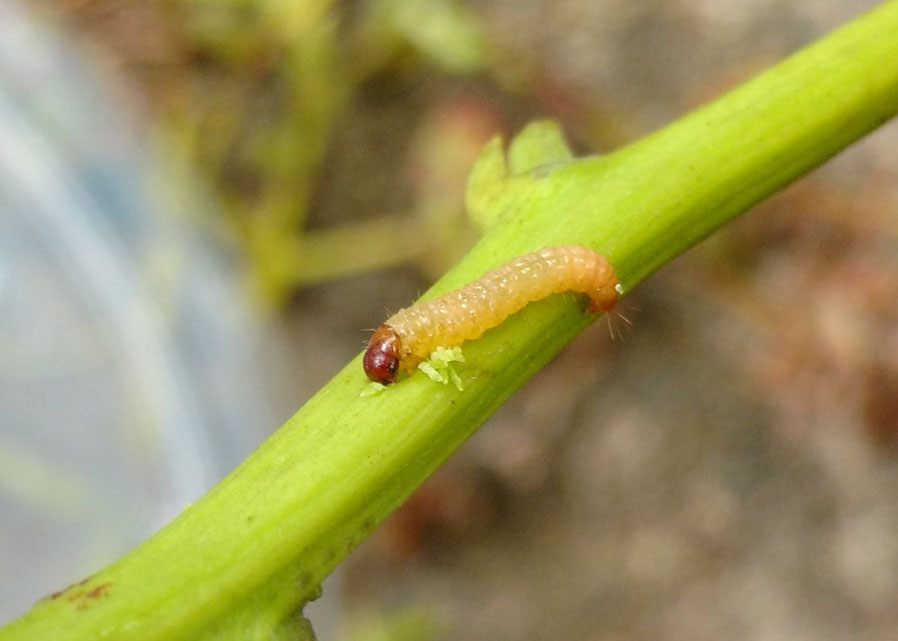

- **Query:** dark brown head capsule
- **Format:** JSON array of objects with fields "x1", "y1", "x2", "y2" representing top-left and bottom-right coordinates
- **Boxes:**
[{"x1": 363, "y1": 325, "x2": 402, "y2": 384}]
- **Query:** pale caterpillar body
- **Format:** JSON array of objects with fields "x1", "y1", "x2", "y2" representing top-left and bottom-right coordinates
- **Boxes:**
[{"x1": 363, "y1": 245, "x2": 621, "y2": 384}]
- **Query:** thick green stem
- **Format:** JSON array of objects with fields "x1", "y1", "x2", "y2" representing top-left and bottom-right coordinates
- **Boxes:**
[{"x1": 4, "y1": 2, "x2": 898, "y2": 640}]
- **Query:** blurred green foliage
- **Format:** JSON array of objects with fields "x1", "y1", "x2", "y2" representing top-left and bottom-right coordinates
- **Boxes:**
[
  {"x1": 336, "y1": 608, "x2": 443, "y2": 641},
  {"x1": 159, "y1": 0, "x2": 492, "y2": 305}
]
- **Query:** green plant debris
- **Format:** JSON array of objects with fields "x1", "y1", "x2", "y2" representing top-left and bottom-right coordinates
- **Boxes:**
[
  {"x1": 360, "y1": 382, "x2": 388, "y2": 396},
  {"x1": 417, "y1": 346, "x2": 466, "y2": 390}
]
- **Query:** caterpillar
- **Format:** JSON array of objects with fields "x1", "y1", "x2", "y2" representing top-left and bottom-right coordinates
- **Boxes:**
[{"x1": 363, "y1": 245, "x2": 621, "y2": 384}]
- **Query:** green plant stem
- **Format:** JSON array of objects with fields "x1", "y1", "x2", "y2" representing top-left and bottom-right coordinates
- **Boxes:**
[
  {"x1": 275, "y1": 215, "x2": 434, "y2": 285},
  {"x1": 5, "y1": 2, "x2": 898, "y2": 640}
]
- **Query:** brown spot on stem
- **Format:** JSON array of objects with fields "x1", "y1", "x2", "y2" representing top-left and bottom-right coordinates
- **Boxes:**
[{"x1": 59, "y1": 581, "x2": 113, "y2": 611}]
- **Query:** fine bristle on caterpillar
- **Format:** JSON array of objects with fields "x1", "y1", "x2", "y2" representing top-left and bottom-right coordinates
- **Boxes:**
[{"x1": 363, "y1": 245, "x2": 621, "y2": 384}]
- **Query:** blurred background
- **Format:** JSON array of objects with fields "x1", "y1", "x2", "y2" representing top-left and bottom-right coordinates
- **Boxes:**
[{"x1": 2, "y1": 0, "x2": 898, "y2": 639}]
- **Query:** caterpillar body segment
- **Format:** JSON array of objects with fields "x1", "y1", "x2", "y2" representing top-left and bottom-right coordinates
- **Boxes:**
[{"x1": 363, "y1": 245, "x2": 620, "y2": 384}]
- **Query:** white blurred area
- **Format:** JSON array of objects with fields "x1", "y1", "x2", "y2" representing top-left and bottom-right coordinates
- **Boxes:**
[{"x1": 0, "y1": 1, "x2": 301, "y2": 622}]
